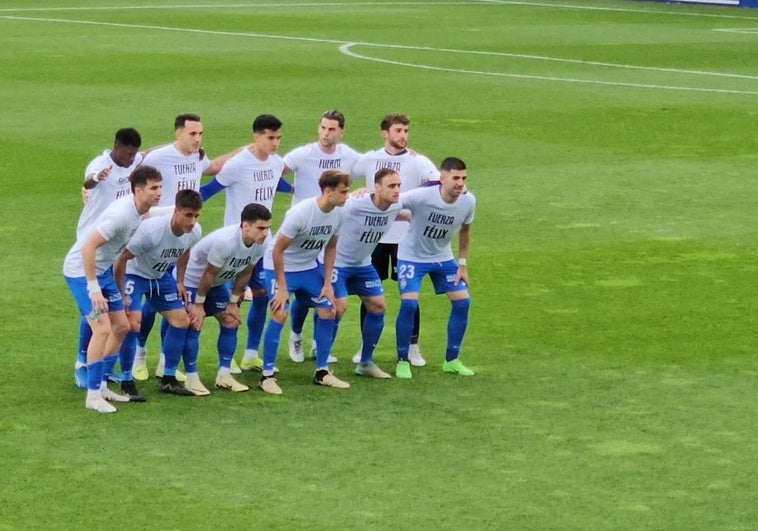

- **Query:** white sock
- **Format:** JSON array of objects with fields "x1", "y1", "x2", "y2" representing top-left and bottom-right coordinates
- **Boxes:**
[
  {"x1": 217, "y1": 367, "x2": 231, "y2": 376},
  {"x1": 243, "y1": 349, "x2": 259, "y2": 361}
]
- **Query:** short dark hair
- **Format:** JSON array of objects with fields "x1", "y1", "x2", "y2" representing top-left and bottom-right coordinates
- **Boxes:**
[
  {"x1": 440, "y1": 157, "x2": 467, "y2": 172},
  {"x1": 129, "y1": 165, "x2": 162, "y2": 193},
  {"x1": 175, "y1": 189, "x2": 203, "y2": 210},
  {"x1": 114, "y1": 128, "x2": 141, "y2": 149},
  {"x1": 380, "y1": 113, "x2": 409, "y2": 131},
  {"x1": 321, "y1": 109, "x2": 345, "y2": 129},
  {"x1": 241, "y1": 203, "x2": 272, "y2": 224},
  {"x1": 252, "y1": 114, "x2": 282, "y2": 133},
  {"x1": 318, "y1": 169, "x2": 351, "y2": 191},
  {"x1": 374, "y1": 168, "x2": 398, "y2": 184},
  {"x1": 175, "y1": 114, "x2": 201, "y2": 130}
]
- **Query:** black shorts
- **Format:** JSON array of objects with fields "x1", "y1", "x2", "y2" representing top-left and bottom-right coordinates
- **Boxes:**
[{"x1": 371, "y1": 243, "x2": 399, "y2": 281}]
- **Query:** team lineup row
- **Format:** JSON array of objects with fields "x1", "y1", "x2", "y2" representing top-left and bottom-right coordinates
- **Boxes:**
[{"x1": 63, "y1": 111, "x2": 476, "y2": 413}]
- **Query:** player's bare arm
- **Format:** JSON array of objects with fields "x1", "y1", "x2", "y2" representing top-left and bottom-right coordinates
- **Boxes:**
[
  {"x1": 456, "y1": 223, "x2": 471, "y2": 285},
  {"x1": 270, "y1": 235, "x2": 292, "y2": 314}
]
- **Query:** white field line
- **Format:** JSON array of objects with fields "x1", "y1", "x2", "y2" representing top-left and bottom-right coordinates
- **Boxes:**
[
  {"x1": 2, "y1": 13, "x2": 757, "y2": 94},
  {"x1": 339, "y1": 43, "x2": 758, "y2": 94},
  {"x1": 1, "y1": 0, "x2": 758, "y2": 21}
]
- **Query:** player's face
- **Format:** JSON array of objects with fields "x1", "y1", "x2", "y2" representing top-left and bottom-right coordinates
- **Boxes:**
[
  {"x1": 135, "y1": 179, "x2": 163, "y2": 207},
  {"x1": 254, "y1": 128, "x2": 282, "y2": 155},
  {"x1": 441, "y1": 169, "x2": 467, "y2": 198},
  {"x1": 382, "y1": 123, "x2": 409, "y2": 152},
  {"x1": 112, "y1": 145, "x2": 139, "y2": 168},
  {"x1": 174, "y1": 208, "x2": 201, "y2": 234},
  {"x1": 376, "y1": 173, "x2": 402, "y2": 204},
  {"x1": 175, "y1": 120, "x2": 204, "y2": 155},
  {"x1": 326, "y1": 183, "x2": 350, "y2": 207},
  {"x1": 318, "y1": 118, "x2": 343, "y2": 149},
  {"x1": 241, "y1": 219, "x2": 271, "y2": 246}
]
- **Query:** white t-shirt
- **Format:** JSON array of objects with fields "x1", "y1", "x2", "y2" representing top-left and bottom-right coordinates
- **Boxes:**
[
  {"x1": 335, "y1": 195, "x2": 402, "y2": 268},
  {"x1": 76, "y1": 150, "x2": 142, "y2": 239},
  {"x1": 397, "y1": 185, "x2": 476, "y2": 263},
  {"x1": 283, "y1": 142, "x2": 361, "y2": 206},
  {"x1": 353, "y1": 149, "x2": 440, "y2": 243},
  {"x1": 263, "y1": 198, "x2": 343, "y2": 272},
  {"x1": 215, "y1": 148, "x2": 285, "y2": 226},
  {"x1": 63, "y1": 195, "x2": 142, "y2": 277},
  {"x1": 125, "y1": 214, "x2": 202, "y2": 279},
  {"x1": 142, "y1": 144, "x2": 210, "y2": 207},
  {"x1": 182, "y1": 224, "x2": 268, "y2": 289}
]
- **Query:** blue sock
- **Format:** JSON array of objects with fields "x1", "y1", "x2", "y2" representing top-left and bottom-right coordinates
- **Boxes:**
[
  {"x1": 290, "y1": 297, "x2": 308, "y2": 335},
  {"x1": 262, "y1": 320, "x2": 284, "y2": 372},
  {"x1": 87, "y1": 360, "x2": 104, "y2": 391},
  {"x1": 138, "y1": 303, "x2": 157, "y2": 346},
  {"x1": 361, "y1": 311, "x2": 384, "y2": 363},
  {"x1": 164, "y1": 325, "x2": 188, "y2": 376},
  {"x1": 446, "y1": 298, "x2": 471, "y2": 361},
  {"x1": 314, "y1": 316, "x2": 335, "y2": 369},
  {"x1": 77, "y1": 316, "x2": 91, "y2": 365},
  {"x1": 396, "y1": 299, "x2": 418, "y2": 361},
  {"x1": 217, "y1": 326, "x2": 238, "y2": 369},
  {"x1": 183, "y1": 328, "x2": 201, "y2": 374},
  {"x1": 102, "y1": 353, "x2": 118, "y2": 382},
  {"x1": 246, "y1": 296, "x2": 268, "y2": 351},
  {"x1": 332, "y1": 317, "x2": 341, "y2": 344},
  {"x1": 119, "y1": 331, "x2": 137, "y2": 381},
  {"x1": 159, "y1": 317, "x2": 169, "y2": 352}
]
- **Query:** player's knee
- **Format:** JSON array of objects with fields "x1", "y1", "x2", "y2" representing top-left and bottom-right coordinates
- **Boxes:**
[
  {"x1": 366, "y1": 299, "x2": 386, "y2": 314},
  {"x1": 220, "y1": 316, "x2": 240, "y2": 328},
  {"x1": 166, "y1": 313, "x2": 190, "y2": 328},
  {"x1": 271, "y1": 308, "x2": 288, "y2": 323},
  {"x1": 128, "y1": 315, "x2": 141, "y2": 332},
  {"x1": 316, "y1": 307, "x2": 336, "y2": 320},
  {"x1": 110, "y1": 319, "x2": 131, "y2": 339}
]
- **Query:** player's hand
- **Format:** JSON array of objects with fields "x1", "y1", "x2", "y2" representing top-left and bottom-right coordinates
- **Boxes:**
[
  {"x1": 224, "y1": 302, "x2": 242, "y2": 326},
  {"x1": 177, "y1": 284, "x2": 188, "y2": 306},
  {"x1": 269, "y1": 288, "x2": 289, "y2": 313},
  {"x1": 455, "y1": 265, "x2": 469, "y2": 286},
  {"x1": 89, "y1": 291, "x2": 109, "y2": 314},
  {"x1": 96, "y1": 166, "x2": 113, "y2": 182},
  {"x1": 319, "y1": 285, "x2": 336, "y2": 308},
  {"x1": 189, "y1": 304, "x2": 206, "y2": 330}
]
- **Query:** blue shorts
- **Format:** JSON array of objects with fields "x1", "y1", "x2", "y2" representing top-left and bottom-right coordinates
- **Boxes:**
[
  {"x1": 397, "y1": 259, "x2": 468, "y2": 295},
  {"x1": 186, "y1": 285, "x2": 230, "y2": 317},
  {"x1": 263, "y1": 266, "x2": 334, "y2": 309},
  {"x1": 246, "y1": 258, "x2": 265, "y2": 290},
  {"x1": 124, "y1": 273, "x2": 184, "y2": 313},
  {"x1": 333, "y1": 265, "x2": 384, "y2": 299},
  {"x1": 65, "y1": 267, "x2": 124, "y2": 316}
]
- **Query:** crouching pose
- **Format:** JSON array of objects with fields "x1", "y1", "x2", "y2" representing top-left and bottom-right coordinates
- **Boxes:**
[
  {"x1": 113, "y1": 189, "x2": 203, "y2": 399},
  {"x1": 177, "y1": 203, "x2": 272, "y2": 395}
]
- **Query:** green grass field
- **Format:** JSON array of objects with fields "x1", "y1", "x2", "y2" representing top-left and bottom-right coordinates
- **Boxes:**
[{"x1": 2, "y1": 0, "x2": 758, "y2": 528}]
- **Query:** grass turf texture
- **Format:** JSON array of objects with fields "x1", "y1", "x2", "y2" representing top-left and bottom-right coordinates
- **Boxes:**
[{"x1": 2, "y1": 0, "x2": 758, "y2": 528}]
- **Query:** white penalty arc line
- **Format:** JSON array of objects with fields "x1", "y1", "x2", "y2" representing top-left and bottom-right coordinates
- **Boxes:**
[
  {"x1": 339, "y1": 43, "x2": 758, "y2": 95},
  {"x1": 2, "y1": 14, "x2": 757, "y2": 94}
]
